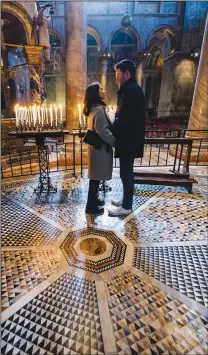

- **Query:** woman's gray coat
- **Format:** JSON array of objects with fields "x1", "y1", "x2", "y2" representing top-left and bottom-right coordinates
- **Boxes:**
[{"x1": 87, "y1": 105, "x2": 115, "y2": 181}]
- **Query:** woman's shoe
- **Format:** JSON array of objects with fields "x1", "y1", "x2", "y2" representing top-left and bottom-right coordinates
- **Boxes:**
[
  {"x1": 97, "y1": 198, "x2": 105, "y2": 206},
  {"x1": 85, "y1": 206, "x2": 104, "y2": 215}
]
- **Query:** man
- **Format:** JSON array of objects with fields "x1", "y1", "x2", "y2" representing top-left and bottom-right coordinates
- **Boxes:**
[{"x1": 108, "y1": 59, "x2": 145, "y2": 216}]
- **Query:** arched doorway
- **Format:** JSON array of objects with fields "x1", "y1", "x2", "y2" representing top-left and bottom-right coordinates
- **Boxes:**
[
  {"x1": 144, "y1": 46, "x2": 164, "y2": 109},
  {"x1": 1, "y1": 10, "x2": 30, "y2": 116},
  {"x1": 147, "y1": 26, "x2": 176, "y2": 59},
  {"x1": 145, "y1": 26, "x2": 177, "y2": 112},
  {"x1": 110, "y1": 26, "x2": 139, "y2": 62},
  {"x1": 87, "y1": 26, "x2": 101, "y2": 77},
  {"x1": 45, "y1": 29, "x2": 65, "y2": 106}
]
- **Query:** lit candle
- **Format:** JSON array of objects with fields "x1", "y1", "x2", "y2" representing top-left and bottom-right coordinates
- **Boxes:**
[
  {"x1": 21, "y1": 107, "x2": 24, "y2": 124},
  {"x1": 15, "y1": 104, "x2": 18, "y2": 127},
  {"x1": 82, "y1": 104, "x2": 85, "y2": 128},
  {"x1": 49, "y1": 105, "x2": 53, "y2": 126},
  {"x1": 41, "y1": 106, "x2": 44, "y2": 126},
  {"x1": 29, "y1": 108, "x2": 31, "y2": 126},
  {"x1": 78, "y1": 104, "x2": 82, "y2": 128},
  {"x1": 83, "y1": 114, "x2": 86, "y2": 129},
  {"x1": 54, "y1": 104, "x2": 58, "y2": 127},
  {"x1": 45, "y1": 107, "x2": 48, "y2": 125},
  {"x1": 27, "y1": 107, "x2": 30, "y2": 126},
  {"x1": 33, "y1": 105, "x2": 36, "y2": 127},
  {"x1": 18, "y1": 107, "x2": 21, "y2": 125},
  {"x1": 59, "y1": 104, "x2": 63, "y2": 125},
  {"x1": 26, "y1": 108, "x2": 28, "y2": 126},
  {"x1": 17, "y1": 105, "x2": 20, "y2": 126},
  {"x1": 31, "y1": 106, "x2": 33, "y2": 127},
  {"x1": 21, "y1": 107, "x2": 24, "y2": 125},
  {"x1": 31, "y1": 107, "x2": 33, "y2": 126},
  {"x1": 23, "y1": 107, "x2": 27, "y2": 124},
  {"x1": 37, "y1": 106, "x2": 41, "y2": 124}
]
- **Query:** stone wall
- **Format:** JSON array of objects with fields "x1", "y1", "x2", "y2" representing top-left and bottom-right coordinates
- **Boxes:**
[
  {"x1": 87, "y1": 13, "x2": 180, "y2": 50},
  {"x1": 1, "y1": 119, "x2": 16, "y2": 140},
  {"x1": 1, "y1": 119, "x2": 23, "y2": 151},
  {"x1": 158, "y1": 52, "x2": 198, "y2": 116},
  {"x1": 48, "y1": 1, "x2": 181, "y2": 50},
  {"x1": 181, "y1": 1, "x2": 208, "y2": 51}
]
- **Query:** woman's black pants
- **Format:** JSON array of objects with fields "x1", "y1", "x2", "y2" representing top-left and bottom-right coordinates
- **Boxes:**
[{"x1": 86, "y1": 179, "x2": 100, "y2": 209}]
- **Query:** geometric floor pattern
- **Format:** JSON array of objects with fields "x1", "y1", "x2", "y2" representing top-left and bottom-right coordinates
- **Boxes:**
[
  {"x1": 1, "y1": 196, "x2": 62, "y2": 247},
  {"x1": 122, "y1": 190, "x2": 208, "y2": 245},
  {"x1": 92, "y1": 183, "x2": 163, "y2": 228},
  {"x1": 1, "y1": 273, "x2": 104, "y2": 355},
  {"x1": 3, "y1": 177, "x2": 162, "y2": 229},
  {"x1": 1, "y1": 250, "x2": 61, "y2": 312},
  {"x1": 1, "y1": 167, "x2": 208, "y2": 355},
  {"x1": 133, "y1": 245, "x2": 208, "y2": 307},
  {"x1": 61, "y1": 227, "x2": 126, "y2": 273},
  {"x1": 106, "y1": 271, "x2": 208, "y2": 355}
]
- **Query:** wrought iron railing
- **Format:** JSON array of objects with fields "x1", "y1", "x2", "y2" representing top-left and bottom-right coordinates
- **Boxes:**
[{"x1": 1, "y1": 130, "x2": 208, "y2": 179}]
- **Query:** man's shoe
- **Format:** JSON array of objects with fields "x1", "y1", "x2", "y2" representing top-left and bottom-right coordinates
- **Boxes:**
[
  {"x1": 111, "y1": 199, "x2": 122, "y2": 207},
  {"x1": 108, "y1": 206, "x2": 132, "y2": 216},
  {"x1": 85, "y1": 206, "x2": 104, "y2": 215}
]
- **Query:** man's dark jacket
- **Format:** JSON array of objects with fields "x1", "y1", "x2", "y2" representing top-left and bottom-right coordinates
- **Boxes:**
[{"x1": 112, "y1": 77, "x2": 145, "y2": 158}]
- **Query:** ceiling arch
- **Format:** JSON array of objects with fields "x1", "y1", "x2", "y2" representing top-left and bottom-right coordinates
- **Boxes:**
[{"x1": 87, "y1": 25, "x2": 102, "y2": 50}]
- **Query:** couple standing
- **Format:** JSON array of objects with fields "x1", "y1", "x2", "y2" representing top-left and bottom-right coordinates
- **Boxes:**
[{"x1": 83, "y1": 59, "x2": 145, "y2": 216}]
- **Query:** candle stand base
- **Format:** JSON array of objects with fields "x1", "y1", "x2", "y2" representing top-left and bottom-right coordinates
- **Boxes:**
[
  {"x1": 8, "y1": 129, "x2": 69, "y2": 195},
  {"x1": 34, "y1": 145, "x2": 57, "y2": 195}
]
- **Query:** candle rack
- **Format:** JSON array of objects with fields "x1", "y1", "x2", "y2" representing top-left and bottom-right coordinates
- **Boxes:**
[
  {"x1": 14, "y1": 104, "x2": 65, "y2": 132},
  {"x1": 8, "y1": 130, "x2": 69, "y2": 194}
]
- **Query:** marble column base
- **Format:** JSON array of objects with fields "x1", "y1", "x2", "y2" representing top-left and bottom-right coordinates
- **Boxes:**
[
  {"x1": 50, "y1": 153, "x2": 88, "y2": 167},
  {"x1": 169, "y1": 144, "x2": 208, "y2": 163}
]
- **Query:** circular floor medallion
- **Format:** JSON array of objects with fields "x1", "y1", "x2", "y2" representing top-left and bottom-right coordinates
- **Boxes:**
[{"x1": 80, "y1": 238, "x2": 107, "y2": 256}]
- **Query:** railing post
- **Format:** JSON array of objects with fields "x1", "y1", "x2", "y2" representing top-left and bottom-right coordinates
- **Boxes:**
[
  {"x1": 73, "y1": 134, "x2": 76, "y2": 176},
  {"x1": 183, "y1": 140, "x2": 192, "y2": 175},
  {"x1": 80, "y1": 135, "x2": 83, "y2": 177}
]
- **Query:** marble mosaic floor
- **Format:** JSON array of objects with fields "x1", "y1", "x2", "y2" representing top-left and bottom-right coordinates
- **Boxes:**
[{"x1": 1, "y1": 167, "x2": 208, "y2": 355}]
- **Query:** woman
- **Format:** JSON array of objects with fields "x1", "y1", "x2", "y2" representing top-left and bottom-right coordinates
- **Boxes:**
[{"x1": 83, "y1": 82, "x2": 115, "y2": 214}]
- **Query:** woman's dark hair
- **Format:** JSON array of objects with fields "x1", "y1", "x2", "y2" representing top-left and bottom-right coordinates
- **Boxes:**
[{"x1": 83, "y1": 82, "x2": 105, "y2": 116}]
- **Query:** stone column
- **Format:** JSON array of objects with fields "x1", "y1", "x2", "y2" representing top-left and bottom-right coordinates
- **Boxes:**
[
  {"x1": 65, "y1": 2, "x2": 87, "y2": 132},
  {"x1": 142, "y1": 72, "x2": 148, "y2": 97},
  {"x1": 100, "y1": 57, "x2": 108, "y2": 90},
  {"x1": 1, "y1": 76, "x2": 12, "y2": 116},
  {"x1": 136, "y1": 62, "x2": 143, "y2": 86},
  {"x1": 185, "y1": 15, "x2": 208, "y2": 162},
  {"x1": 149, "y1": 72, "x2": 158, "y2": 108},
  {"x1": 187, "y1": 15, "x2": 208, "y2": 138},
  {"x1": 143, "y1": 72, "x2": 151, "y2": 106},
  {"x1": 56, "y1": 75, "x2": 65, "y2": 106}
]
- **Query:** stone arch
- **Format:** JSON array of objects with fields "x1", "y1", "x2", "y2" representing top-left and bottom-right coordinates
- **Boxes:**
[
  {"x1": 146, "y1": 46, "x2": 164, "y2": 69},
  {"x1": 1, "y1": 1, "x2": 36, "y2": 45},
  {"x1": 108, "y1": 25, "x2": 140, "y2": 51},
  {"x1": 49, "y1": 28, "x2": 64, "y2": 51},
  {"x1": 146, "y1": 25, "x2": 176, "y2": 58},
  {"x1": 87, "y1": 25, "x2": 102, "y2": 50}
]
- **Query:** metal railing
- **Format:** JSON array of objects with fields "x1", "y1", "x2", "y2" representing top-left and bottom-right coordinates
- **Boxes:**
[{"x1": 1, "y1": 130, "x2": 208, "y2": 179}]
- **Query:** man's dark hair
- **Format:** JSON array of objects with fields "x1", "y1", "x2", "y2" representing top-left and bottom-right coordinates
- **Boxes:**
[{"x1": 114, "y1": 59, "x2": 136, "y2": 78}]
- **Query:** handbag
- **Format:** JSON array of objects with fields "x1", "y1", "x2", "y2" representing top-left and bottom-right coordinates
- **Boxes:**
[{"x1": 83, "y1": 130, "x2": 103, "y2": 149}]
